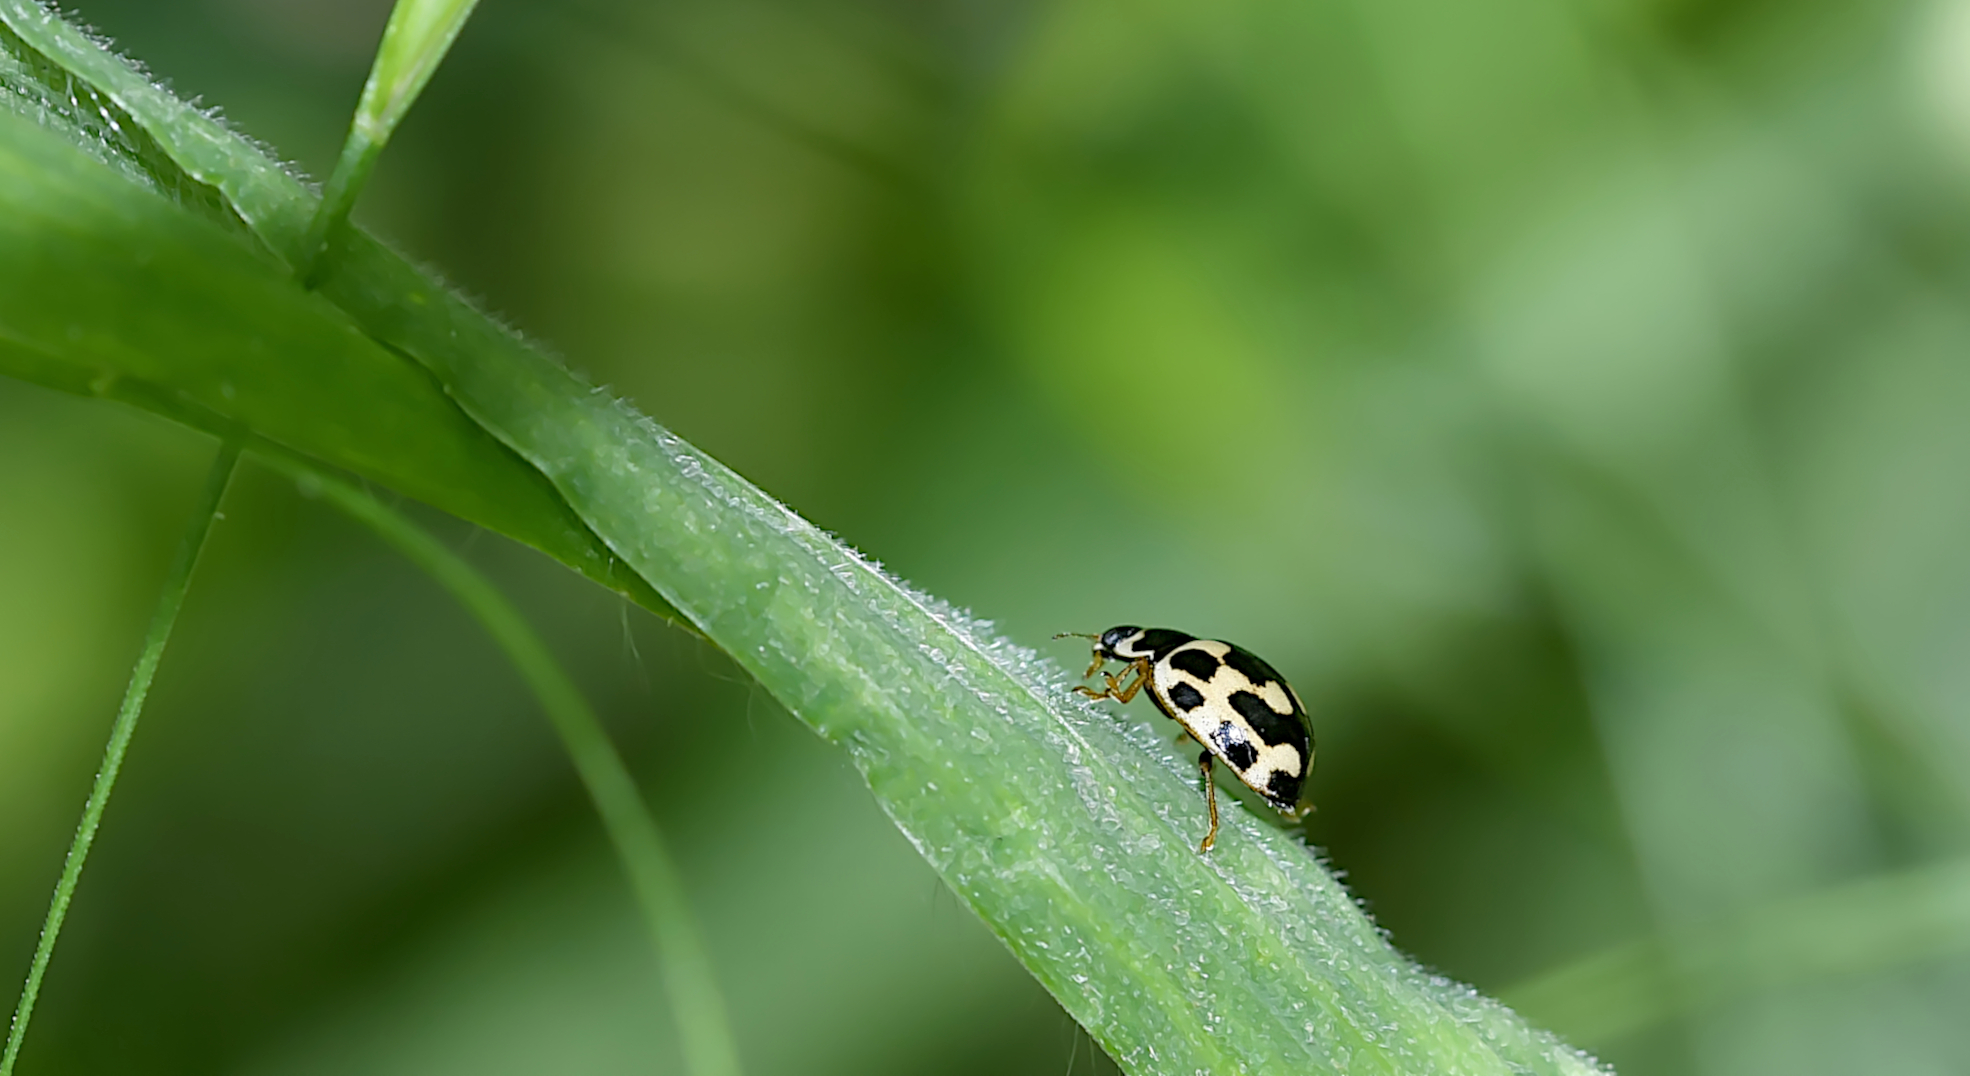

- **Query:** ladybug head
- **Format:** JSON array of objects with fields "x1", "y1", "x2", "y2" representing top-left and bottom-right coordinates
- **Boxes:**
[{"x1": 1097, "y1": 625, "x2": 1147, "y2": 659}]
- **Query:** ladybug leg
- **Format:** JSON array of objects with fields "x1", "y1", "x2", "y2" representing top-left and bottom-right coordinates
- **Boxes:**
[
  {"x1": 1071, "y1": 662, "x2": 1117, "y2": 698},
  {"x1": 1073, "y1": 660, "x2": 1150, "y2": 703},
  {"x1": 1081, "y1": 651, "x2": 1106, "y2": 679},
  {"x1": 1111, "y1": 660, "x2": 1151, "y2": 703},
  {"x1": 1198, "y1": 750, "x2": 1219, "y2": 853},
  {"x1": 1072, "y1": 673, "x2": 1117, "y2": 699}
]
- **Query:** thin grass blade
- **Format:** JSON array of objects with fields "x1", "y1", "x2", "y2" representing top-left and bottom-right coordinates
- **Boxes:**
[
  {"x1": 0, "y1": 443, "x2": 238, "y2": 1076},
  {"x1": 256, "y1": 451, "x2": 742, "y2": 1076},
  {"x1": 299, "y1": 0, "x2": 482, "y2": 283}
]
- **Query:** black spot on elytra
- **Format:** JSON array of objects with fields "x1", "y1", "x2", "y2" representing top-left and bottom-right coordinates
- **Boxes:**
[
  {"x1": 1167, "y1": 681, "x2": 1205, "y2": 711},
  {"x1": 1214, "y1": 724, "x2": 1258, "y2": 771},
  {"x1": 1222, "y1": 644, "x2": 1287, "y2": 690},
  {"x1": 1131, "y1": 629, "x2": 1195, "y2": 659},
  {"x1": 1168, "y1": 647, "x2": 1220, "y2": 680},
  {"x1": 1265, "y1": 767, "x2": 1303, "y2": 808},
  {"x1": 1230, "y1": 690, "x2": 1304, "y2": 748}
]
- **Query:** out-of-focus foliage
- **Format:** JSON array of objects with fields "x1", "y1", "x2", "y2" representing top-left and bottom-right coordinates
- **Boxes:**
[{"x1": 3, "y1": 0, "x2": 1970, "y2": 1074}]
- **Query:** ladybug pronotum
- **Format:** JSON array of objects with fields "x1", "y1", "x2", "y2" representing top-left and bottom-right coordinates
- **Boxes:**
[{"x1": 1061, "y1": 626, "x2": 1314, "y2": 852}]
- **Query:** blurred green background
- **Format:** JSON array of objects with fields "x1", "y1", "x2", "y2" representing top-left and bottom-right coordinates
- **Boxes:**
[{"x1": 7, "y1": 0, "x2": 1970, "y2": 1073}]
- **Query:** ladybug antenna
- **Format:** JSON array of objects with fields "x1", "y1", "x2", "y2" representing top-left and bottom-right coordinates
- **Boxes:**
[{"x1": 1053, "y1": 632, "x2": 1099, "y2": 641}]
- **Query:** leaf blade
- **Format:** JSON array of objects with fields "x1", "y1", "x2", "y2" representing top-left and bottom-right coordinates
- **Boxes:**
[{"x1": 0, "y1": 101, "x2": 670, "y2": 620}]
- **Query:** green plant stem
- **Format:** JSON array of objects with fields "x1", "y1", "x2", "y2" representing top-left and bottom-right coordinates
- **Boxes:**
[
  {"x1": 299, "y1": 0, "x2": 483, "y2": 284},
  {"x1": 264, "y1": 454, "x2": 742, "y2": 1076},
  {"x1": 298, "y1": 131, "x2": 381, "y2": 287},
  {"x1": 1, "y1": 441, "x2": 239, "y2": 1076}
]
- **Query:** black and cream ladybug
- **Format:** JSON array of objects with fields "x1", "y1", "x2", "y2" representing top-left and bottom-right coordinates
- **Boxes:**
[{"x1": 1061, "y1": 626, "x2": 1314, "y2": 852}]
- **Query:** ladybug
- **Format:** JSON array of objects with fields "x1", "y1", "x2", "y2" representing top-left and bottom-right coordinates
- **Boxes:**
[{"x1": 1061, "y1": 627, "x2": 1313, "y2": 852}]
